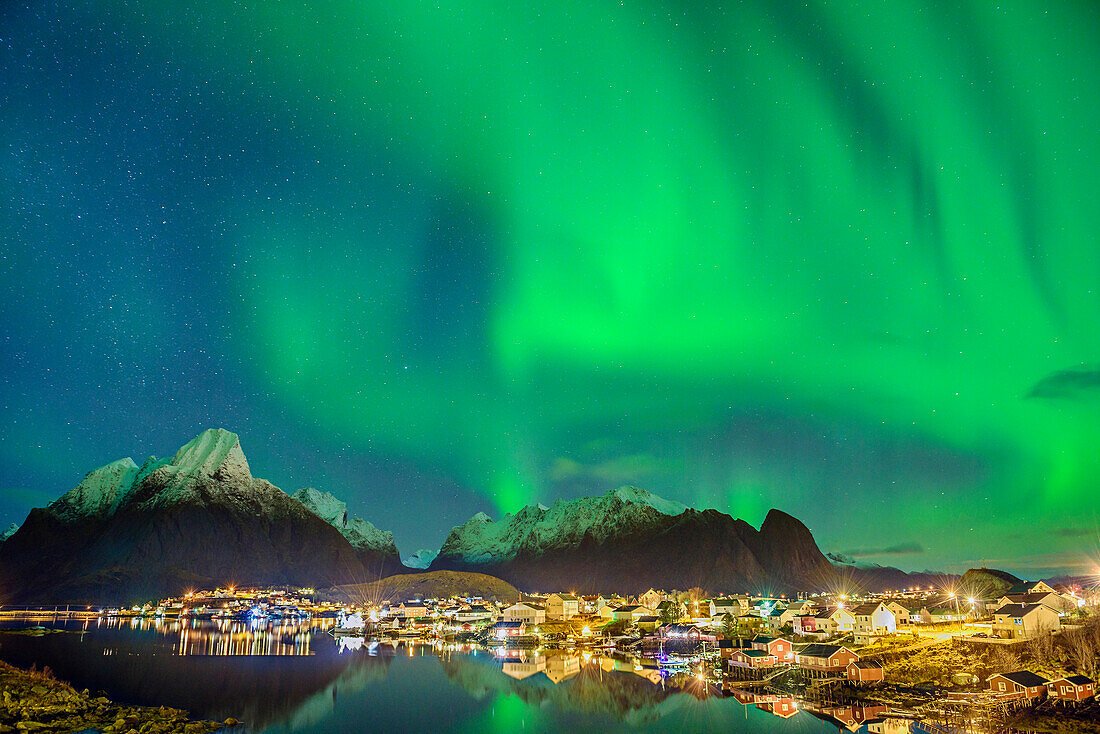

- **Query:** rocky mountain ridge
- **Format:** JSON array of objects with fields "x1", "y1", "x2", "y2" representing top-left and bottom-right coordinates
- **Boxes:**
[
  {"x1": 428, "y1": 486, "x2": 836, "y2": 594},
  {"x1": 0, "y1": 429, "x2": 404, "y2": 604},
  {"x1": 0, "y1": 429, "x2": 955, "y2": 602}
]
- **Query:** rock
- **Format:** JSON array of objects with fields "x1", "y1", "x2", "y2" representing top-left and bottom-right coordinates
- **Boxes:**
[{"x1": 224, "y1": 718, "x2": 240, "y2": 727}]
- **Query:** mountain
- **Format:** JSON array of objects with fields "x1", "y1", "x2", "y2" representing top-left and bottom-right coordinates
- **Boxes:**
[
  {"x1": 828, "y1": 553, "x2": 954, "y2": 593},
  {"x1": 957, "y1": 567, "x2": 1022, "y2": 598},
  {"x1": 427, "y1": 486, "x2": 836, "y2": 594},
  {"x1": 292, "y1": 487, "x2": 400, "y2": 561},
  {"x1": 402, "y1": 548, "x2": 439, "y2": 569},
  {"x1": 0, "y1": 523, "x2": 17, "y2": 544},
  {"x1": 323, "y1": 570, "x2": 520, "y2": 605},
  {"x1": 0, "y1": 429, "x2": 402, "y2": 604}
]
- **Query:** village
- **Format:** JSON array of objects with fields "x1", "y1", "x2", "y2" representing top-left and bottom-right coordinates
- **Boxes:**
[{"x1": 69, "y1": 574, "x2": 1097, "y2": 730}]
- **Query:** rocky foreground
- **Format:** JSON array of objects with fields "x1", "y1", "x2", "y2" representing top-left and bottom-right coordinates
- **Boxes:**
[{"x1": 0, "y1": 660, "x2": 231, "y2": 734}]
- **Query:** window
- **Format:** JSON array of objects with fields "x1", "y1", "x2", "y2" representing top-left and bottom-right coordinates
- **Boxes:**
[{"x1": 998, "y1": 682, "x2": 1005, "y2": 691}]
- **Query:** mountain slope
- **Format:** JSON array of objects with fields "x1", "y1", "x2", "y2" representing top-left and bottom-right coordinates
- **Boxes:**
[
  {"x1": 0, "y1": 429, "x2": 402, "y2": 604},
  {"x1": 957, "y1": 567, "x2": 1022, "y2": 598},
  {"x1": 428, "y1": 487, "x2": 835, "y2": 594},
  {"x1": 324, "y1": 570, "x2": 520, "y2": 605},
  {"x1": 292, "y1": 487, "x2": 401, "y2": 560}
]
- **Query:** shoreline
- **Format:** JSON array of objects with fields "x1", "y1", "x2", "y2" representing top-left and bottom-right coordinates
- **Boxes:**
[{"x1": 0, "y1": 659, "x2": 233, "y2": 734}]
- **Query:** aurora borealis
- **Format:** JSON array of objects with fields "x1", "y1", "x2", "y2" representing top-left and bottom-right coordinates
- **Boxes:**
[{"x1": 2, "y1": 1, "x2": 1098, "y2": 577}]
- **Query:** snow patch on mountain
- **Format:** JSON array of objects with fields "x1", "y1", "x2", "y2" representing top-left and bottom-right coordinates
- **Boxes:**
[
  {"x1": 343, "y1": 517, "x2": 397, "y2": 555},
  {"x1": 293, "y1": 487, "x2": 348, "y2": 526},
  {"x1": 403, "y1": 548, "x2": 439, "y2": 569},
  {"x1": 613, "y1": 486, "x2": 687, "y2": 516},
  {"x1": 49, "y1": 457, "x2": 140, "y2": 521},
  {"x1": 827, "y1": 552, "x2": 884, "y2": 570},
  {"x1": 437, "y1": 486, "x2": 688, "y2": 565},
  {"x1": 292, "y1": 487, "x2": 397, "y2": 556}
]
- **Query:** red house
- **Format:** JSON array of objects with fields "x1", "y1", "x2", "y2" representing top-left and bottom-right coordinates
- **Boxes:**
[
  {"x1": 729, "y1": 648, "x2": 777, "y2": 669},
  {"x1": 987, "y1": 671, "x2": 1049, "y2": 701},
  {"x1": 491, "y1": 620, "x2": 527, "y2": 638},
  {"x1": 1047, "y1": 675, "x2": 1095, "y2": 702},
  {"x1": 796, "y1": 643, "x2": 859, "y2": 674},
  {"x1": 847, "y1": 660, "x2": 885, "y2": 684},
  {"x1": 757, "y1": 698, "x2": 798, "y2": 719},
  {"x1": 751, "y1": 635, "x2": 794, "y2": 663}
]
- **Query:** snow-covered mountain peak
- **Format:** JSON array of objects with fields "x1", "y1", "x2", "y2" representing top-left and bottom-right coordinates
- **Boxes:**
[
  {"x1": 435, "y1": 487, "x2": 688, "y2": 566},
  {"x1": 49, "y1": 457, "x2": 140, "y2": 520},
  {"x1": 610, "y1": 486, "x2": 687, "y2": 516},
  {"x1": 170, "y1": 428, "x2": 251, "y2": 483},
  {"x1": 292, "y1": 487, "x2": 348, "y2": 526}
]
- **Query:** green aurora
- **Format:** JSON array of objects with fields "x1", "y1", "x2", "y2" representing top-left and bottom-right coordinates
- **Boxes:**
[{"x1": 1, "y1": 1, "x2": 1098, "y2": 576}]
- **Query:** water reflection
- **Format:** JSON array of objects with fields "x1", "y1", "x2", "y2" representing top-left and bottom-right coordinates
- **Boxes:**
[{"x1": 0, "y1": 621, "x2": 1008, "y2": 733}]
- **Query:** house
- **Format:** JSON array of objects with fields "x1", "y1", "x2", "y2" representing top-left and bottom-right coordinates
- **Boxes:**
[
  {"x1": 729, "y1": 648, "x2": 777, "y2": 669},
  {"x1": 390, "y1": 601, "x2": 427, "y2": 618},
  {"x1": 993, "y1": 592, "x2": 1073, "y2": 614},
  {"x1": 851, "y1": 602, "x2": 897, "y2": 646},
  {"x1": 491, "y1": 620, "x2": 527, "y2": 638},
  {"x1": 759, "y1": 608, "x2": 786, "y2": 632},
  {"x1": 657, "y1": 623, "x2": 716, "y2": 642},
  {"x1": 710, "y1": 597, "x2": 747, "y2": 617},
  {"x1": 1005, "y1": 581, "x2": 1056, "y2": 595},
  {"x1": 785, "y1": 599, "x2": 816, "y2": 615},
  {"x1": 503, "y1": 601, "x2": 546, "y2": 624},
  {"x1": 919, "y1": 603, "x2": 966, "y2": 624},
  {"x1": 612, "y1": 605, "x2": 655, "y2": 622},
  {"x1": 884, "y1": 601, "x2": 917, "y2": 626},
  {"x1": 751, "y1": 635, "x2": 794, "y2": 662},
  {"x1": 987, "y1": 671, "x2": 1050, "y2": 701},
  {"x1": 777, "y1": 606, "x2": 804, "y2": 628},
  {"x1": 991, "y1": 603, "x2": 1060, "y2": 639},
  {"x1": 797, "y1": 607, "x2": 854, "y2": 638},
  {"x1": 757, "y1": 697, "x2": 799, "y2": 719},
  {"x1": 736, "y1": 612, "x2": 768, "y2": 635},
  {"x1": 638, "y1": 588, "x2": 664, "y2": 610},
  {"x1": 847, "y1": 660, "x2": 885, "y2": 684},
  {"x1": 501, "y1": 652, "x2": 546, "y2": 680},
  {"x1": 819, "y1": 703, "x2": 889, "y2": 730},
  {"x1": 545, "y1": 654, "x2": 582, "y2": 684},
  {"x1": 794, "y1": 615, "x2": 820, "y2": 637},
  {"x1": 545, "y1": 594, "x2": 581, "y2": 620},
  {"x1": 454, "y1": 605, "x2": 495, "y2": 623},
  {"x1": 796, "y1": 644, "x2": 860, "y2": 674},
  {"x1": 1047, "y1": 675, "x2": 1095, "y2": 702},
  {"x1": 635, "y1": 615, "x2": 661, "y2": 633},
  {"x1": 597, "y1": 604, "x2": 618, "y2": 619}
]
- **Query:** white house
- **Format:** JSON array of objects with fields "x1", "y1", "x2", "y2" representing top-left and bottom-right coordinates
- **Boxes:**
[
  {"x1": 546, "y1": 594, "x2": 581, "y2": 620},
  {"x1": 504, "y1": 601, "x2": 546, "y2": 624},
  {"x1": 852, "y1": 602, "x2": 897, "y2": 645}
]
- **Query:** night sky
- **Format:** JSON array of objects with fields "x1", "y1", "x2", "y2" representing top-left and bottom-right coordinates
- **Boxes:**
[{"x1": 2, "y1": 1, "x2": 1098, "y2": 578}]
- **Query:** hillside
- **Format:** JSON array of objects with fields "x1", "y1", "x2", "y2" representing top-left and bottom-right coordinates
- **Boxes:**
[
  {"x1": 957, "y1": 567, "x2": 1023, "y2": 598},
  {"x1": 324, "y1": 570, "x2": 521, "y2": 605}
]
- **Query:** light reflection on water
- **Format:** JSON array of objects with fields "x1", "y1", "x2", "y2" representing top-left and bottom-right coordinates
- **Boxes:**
[{"x1": 0, "y1": 620, "x2": 984, "y2": 733}]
